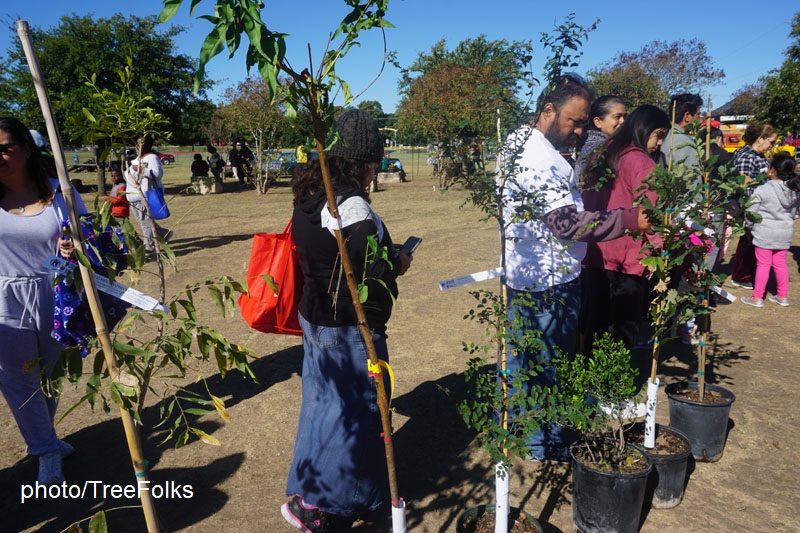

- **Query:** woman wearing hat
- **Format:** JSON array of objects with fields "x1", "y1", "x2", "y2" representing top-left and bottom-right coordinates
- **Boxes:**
[{"x1": 281, "y1": 109, "x2": 413, "y2": 531}]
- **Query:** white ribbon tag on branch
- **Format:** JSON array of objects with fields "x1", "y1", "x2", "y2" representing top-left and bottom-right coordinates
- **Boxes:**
[
  {"x1": 438, "y1": 267, "x2": 504, "y2": 291},
  {"x1": 94, "y1": 275, "x2": 169, "y2": 313}
]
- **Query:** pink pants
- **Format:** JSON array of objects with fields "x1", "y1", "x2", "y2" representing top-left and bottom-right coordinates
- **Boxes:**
[{"x1": 753, "y1": 247, "x2": 789, "y2": 299}]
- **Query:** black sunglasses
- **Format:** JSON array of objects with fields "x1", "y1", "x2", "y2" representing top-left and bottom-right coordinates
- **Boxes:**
[{"x1": 0, "y1": 142, "x2": 20, "y2": 154}]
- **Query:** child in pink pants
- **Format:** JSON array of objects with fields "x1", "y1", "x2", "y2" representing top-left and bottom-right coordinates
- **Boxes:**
[{"x1": 740, "y1": 154, "x2": 800, "y2": 307}]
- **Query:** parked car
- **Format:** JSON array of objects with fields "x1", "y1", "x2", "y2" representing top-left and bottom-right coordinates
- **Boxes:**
[
  {"x1": 123, "y1": 148, "x2": 176, "y2": 165},
  {"x1": 721, "y1": 131, "x2": 745, "y2": 154},
  {"x1": 772, "y1": 137, "x2": 797, "y2": 158},
  {"x1": 262, "y1": 149, "x2": 318, "y2": 175}
]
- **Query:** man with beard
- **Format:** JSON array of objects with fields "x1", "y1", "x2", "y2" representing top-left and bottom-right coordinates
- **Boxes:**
[{"x1": 499, "y1": 79, "x2": 650, "y2": 461}]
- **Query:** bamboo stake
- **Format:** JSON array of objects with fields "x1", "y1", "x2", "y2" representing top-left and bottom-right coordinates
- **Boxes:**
[
  {"x1": 697, "y1": 114, "x2": 714, "y2": 402},
  {"x1": 649, "y1": 101, "x2": 681, "y2": 383},
  {"x1": 305, "y1": 95, "x2": 403, "y2": 519},
  {"x1": 17, "y1": 21, "x2": 161, "y2": 532}
]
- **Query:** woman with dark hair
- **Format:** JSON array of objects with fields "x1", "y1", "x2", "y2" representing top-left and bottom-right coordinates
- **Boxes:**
[
  {"x1": 579, "y1": 104, "x2": 671, "y2": 351},
  {"x1": 729, "y1": 123, "x2": 779, "y2": 289},
  {"x1": 282, "y1": 109, "x2": 413, "y2": 532},
  {"x1": 124, "y1": 134, "x2": 171, "y2": 252},
  {"x1": 574, "y1": 95, "x2": 626, "y2": 180},
  {"x1": 0, "y1": 117, "x2": 86, "y2": 484}
]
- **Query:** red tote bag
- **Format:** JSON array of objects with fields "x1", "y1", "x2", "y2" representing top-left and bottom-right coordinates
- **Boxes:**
[{"x1": 238, "y1": 221, "x2": 303, "y2": 335}]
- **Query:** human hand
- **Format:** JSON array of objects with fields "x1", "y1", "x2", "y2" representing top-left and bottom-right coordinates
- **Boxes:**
[
  {"x1": 58, "y1": 226, "x2": 75, "y2": 259},
  {"x1": 397, "y1": 249, "x2": 413, "y2": 276},
  {"x1": 637, "y1": 207, "x2": 654, "y2": 234}
]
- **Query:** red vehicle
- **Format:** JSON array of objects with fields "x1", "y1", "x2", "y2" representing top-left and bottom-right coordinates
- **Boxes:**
[{"x1": 123, "y1": 148, "x2": 175, "y2": 165}]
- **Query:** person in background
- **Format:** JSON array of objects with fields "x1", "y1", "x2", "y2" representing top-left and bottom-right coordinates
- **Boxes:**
[
  {"x1": 729, "y1": 123, "x2": 778, "y2": 290},
  {"x1": 0, "y1": 117, "x2": 87, "y2": 484},
  {"x1": 207, "y1": 145, "x2": 223, "y2": 181},
  {"x1": 124, "y1": 134, "x2": 172, "y2": 252},
  {"x1": 501, "y1": 80, "x2": 649, "y2": 462},
  {"x1": 282, "y1": 109, "x2": 413, "y2": 532},
  {"x1": 296, "y1": 144, "x2": 308, "y2": 165},
  {"x1": 574, "y1": 95, "x2": 626, "y2": 181},
  {"x1": 661, "y1": 93, "x2": 703, "y2": 172},
  {"x1": 229, "y1": 141, "x2": 254, "y2": 187},
  {"x1": 105, "y1": 162, "x2": 129, "y2": 222},
  {"x1": 739, "y1": 153, "x2": 800, "y2": 308},
  {"x1": 191, "y1": 153, "x2": 210, "y2": 183},
  {"x1": 579, "y1": 104, "x2": 670, "y2": 353}
]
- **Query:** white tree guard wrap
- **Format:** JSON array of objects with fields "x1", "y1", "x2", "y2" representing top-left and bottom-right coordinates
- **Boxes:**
[
  {"x1": 495, "y1": 462, "x2": 509, "y2": 533},
  {"x1": 391, "y1": 499, "x2": 406, "y2": 532},
  {"x1": 644, "y1": 377, "x2": 660, "y2": 448}
]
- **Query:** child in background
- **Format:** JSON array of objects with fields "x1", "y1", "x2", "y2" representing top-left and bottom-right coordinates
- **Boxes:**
[
  {"x1": 740, "y1": 153, "x2": 800, "y2": 307},
  {"x1": 106, "y1": 163, "x2": 129, "y2": 222}
]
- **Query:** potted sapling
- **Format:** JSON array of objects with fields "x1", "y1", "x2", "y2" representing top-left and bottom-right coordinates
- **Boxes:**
[{"x1": 553, "y1": 333, "x2": 653, "y2": 533}]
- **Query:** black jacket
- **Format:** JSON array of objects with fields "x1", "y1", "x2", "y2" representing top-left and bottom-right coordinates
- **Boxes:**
[{"x1": 293, "y1": 186, "x2": 401, "y2": 336}]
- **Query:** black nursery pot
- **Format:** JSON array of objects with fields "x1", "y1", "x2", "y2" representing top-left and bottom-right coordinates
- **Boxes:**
[
  {"x1": 455, "y1": 504, "x2": 543, "y2": 533},
  {"x1": 570, "y1": 443, "x2": 653, "y2": 533},
  {"x1": 666, "y1": 381, "x2": 736, "y2": 463},
  {"x1": 641, "y1": 424, "x2": 692, "y2": 509}
]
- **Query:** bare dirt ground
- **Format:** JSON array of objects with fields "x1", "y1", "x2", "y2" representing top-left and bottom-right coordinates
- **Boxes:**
[{"x1": 1, "y1": 163, "x2": 799, "y2": 532}]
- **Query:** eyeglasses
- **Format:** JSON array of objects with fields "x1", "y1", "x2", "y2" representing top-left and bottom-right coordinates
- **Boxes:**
[{"x1": 0, "y1": 142, "x2": 20, "y2": 154}]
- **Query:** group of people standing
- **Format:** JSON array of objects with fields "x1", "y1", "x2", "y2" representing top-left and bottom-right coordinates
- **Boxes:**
[{"x1": 500, "y1": 80, "x2": 799, "y2": 462}]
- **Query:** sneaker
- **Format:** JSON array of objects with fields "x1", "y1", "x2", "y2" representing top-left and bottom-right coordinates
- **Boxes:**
[
  {"x1": 58, "y1": 440, "x2": 75, "y2": 458},
  {"x1": 38, "y1": 451, "x2": 64, "y2": 485},
  {"x1": 768, "y1": 295, "x2": 790, "y2": 307},
  {"x1": 281, "y1": 495, "x2": 332, "y2": 532},
  {"x1": 681, "y1": 332, "x2": 700, "y2": 346},
  {"x1": 730, "y1": 280, "x2": 754, "y2": 290},
  {"x1": 739, "y1": 296, "x2": 764, "y2": 308}
]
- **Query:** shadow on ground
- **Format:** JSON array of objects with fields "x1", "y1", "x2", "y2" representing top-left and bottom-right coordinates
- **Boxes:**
[{"x1": 0, "y1": 345, "x2": 303, "y2": 532}]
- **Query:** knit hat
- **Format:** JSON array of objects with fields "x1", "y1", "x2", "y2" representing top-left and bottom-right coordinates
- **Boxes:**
[{"x1": 328, "y1": 109, "x2": 384, "y2": 163}]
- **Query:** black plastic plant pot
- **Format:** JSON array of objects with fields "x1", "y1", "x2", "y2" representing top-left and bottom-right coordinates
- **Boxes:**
[
  {"x1": 665, "y1": 381, "x2": 736, "y2": 462},
  {"x1": 643, "y1": 424, "x2": 692, "y2": 509},
  {"x1": 570, "y1": 443, "x2": 653, "y2": 533},
  {"x1": 455, "y1": 504, "x2": 543, "y2": 533}
]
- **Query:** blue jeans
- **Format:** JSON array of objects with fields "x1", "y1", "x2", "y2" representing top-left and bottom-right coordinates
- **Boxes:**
[
  {"x1": 285, "y1": 313, "x2": 389, "y2": 516},
  {"x1": 505, "y1": 279, "x2": 580, "y2": 459}
]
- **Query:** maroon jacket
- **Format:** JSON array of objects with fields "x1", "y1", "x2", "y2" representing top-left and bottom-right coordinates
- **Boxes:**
[{"x1": 581, "y1": 144, "x2": 662, "y2": 276}]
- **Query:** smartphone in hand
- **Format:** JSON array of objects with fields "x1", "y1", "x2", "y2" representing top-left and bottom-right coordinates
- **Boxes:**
[{"x1": 400, "y1": 236, "x2": 422, "y2": 255}]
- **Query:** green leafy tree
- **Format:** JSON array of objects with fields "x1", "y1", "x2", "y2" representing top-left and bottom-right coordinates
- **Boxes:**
[
  {"x1": 357, "y1": 99, "x2": 386, "y2": 123},
  {"x1": 0, "y1": 13, "x2": 212, "y2": 144},
  {"x1": 395, "y1": 35, "x2": 534, "y2": 187},
  {"x1": 756, "y1": 12, "x2": 800, "y2": 133},
  {"x1": 220, "y1": 76, "x2": 286, "y2": 193},
  {"x1": 588, "y1": 39, "x2": 724, "y2": 108}
]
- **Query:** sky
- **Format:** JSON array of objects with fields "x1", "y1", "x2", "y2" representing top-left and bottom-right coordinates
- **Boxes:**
[{"x1": 2, "y1": 0, "x2": 798, "y2": 114}]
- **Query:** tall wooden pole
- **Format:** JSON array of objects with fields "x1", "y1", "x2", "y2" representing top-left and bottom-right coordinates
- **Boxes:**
[
  {"x1": 17, "y1": 20, "x2": 161, "y2": 532},
  {"x1": 304, "y1": 92, "x2": 402, "y2": 515}
]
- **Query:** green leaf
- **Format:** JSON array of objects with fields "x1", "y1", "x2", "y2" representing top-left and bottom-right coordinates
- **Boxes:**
[{"x1": 87, "y1": 510, "x2": 108, "y2": 533}]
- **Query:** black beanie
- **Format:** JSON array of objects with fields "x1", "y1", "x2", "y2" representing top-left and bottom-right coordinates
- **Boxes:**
[{"x1": 328, "y1": 109, "x2": 384, "y2": 163}]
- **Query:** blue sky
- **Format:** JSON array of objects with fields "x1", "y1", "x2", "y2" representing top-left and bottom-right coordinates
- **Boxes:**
[{"x1": 2, "y1": 1, "x2": 797, "y2": 113}]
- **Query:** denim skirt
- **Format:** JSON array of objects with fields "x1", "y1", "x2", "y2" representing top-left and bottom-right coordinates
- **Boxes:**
[{"x1": 285, "y1": 313, "x2": 389, "y2": 516}]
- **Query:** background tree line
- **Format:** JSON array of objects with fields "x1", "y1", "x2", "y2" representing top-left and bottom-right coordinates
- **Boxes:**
[{"x1": 2, "y1": 11, "x2": 798, "y2": 157}]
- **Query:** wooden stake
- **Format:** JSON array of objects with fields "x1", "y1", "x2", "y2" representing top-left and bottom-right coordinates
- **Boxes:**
[{"x1": 17, "y1": 20, "x2": 161, "y2": 532}]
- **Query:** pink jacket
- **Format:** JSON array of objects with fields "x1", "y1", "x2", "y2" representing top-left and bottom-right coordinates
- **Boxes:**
[{"x1": 581, "y1": 144, "x2": 662, "y2": 276}]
